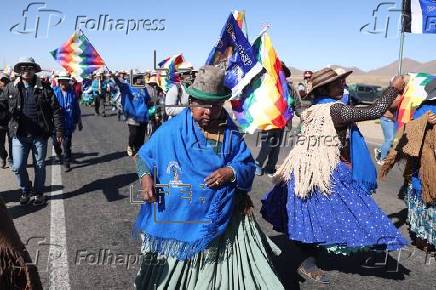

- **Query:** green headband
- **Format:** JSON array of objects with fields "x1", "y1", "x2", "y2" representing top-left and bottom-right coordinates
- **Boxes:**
[{"x1": 185, "y1": 86, "x2": 231, "y2": 101}]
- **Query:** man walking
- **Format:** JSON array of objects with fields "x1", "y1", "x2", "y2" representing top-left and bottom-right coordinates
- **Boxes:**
[
  {"x1": 2, "y1": 57, "x2": 64, "y2": 206},
  {"x1": 0, "y1": 74, "x2": 11, "y2": 168},
  {"x1": 53, "y1": 72, "x2": 82, "y2": 172}
]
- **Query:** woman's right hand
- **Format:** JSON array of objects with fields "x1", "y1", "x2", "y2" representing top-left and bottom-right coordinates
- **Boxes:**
[{"x1": 140, "y1": 175, "x2": 156, "y2": 202}]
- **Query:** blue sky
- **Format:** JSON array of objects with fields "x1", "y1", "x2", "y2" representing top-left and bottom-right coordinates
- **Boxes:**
[{"x1": 1, "y1": 0, "x2": 435, "y2": 73}]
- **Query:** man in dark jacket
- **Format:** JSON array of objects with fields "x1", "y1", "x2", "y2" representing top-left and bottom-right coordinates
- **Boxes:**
[
  {"x1": 0, "y1": 74, "x2": 11, "y2": 168},
  {"x1": 1, "y1": 57, "x2": 64, "y2": 206}
]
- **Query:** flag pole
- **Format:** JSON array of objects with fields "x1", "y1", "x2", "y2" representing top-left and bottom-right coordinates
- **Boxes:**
[
  {"x1": 398, "y1": 32, "x2": 405, "y2": 75},
  {"x1": 398, "y1": 1, "x2": 406, "y2": 75},
  {"x1": 243, "y1": 10, "x2": 249, "y2": 42}
]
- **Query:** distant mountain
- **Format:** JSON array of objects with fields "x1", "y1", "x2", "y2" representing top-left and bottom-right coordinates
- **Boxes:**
[
  {"x1": 328, "y1": 65, "x2": 366, "y2": 75},
  {"x1": 366, "y1": 58, "x2": 431, "y2": 75},
  {"x1": 415, "y1": 60, "x2": 436, "y2": 74},
  {"x1": 288, "y1": 58, "x2": 435, "y2": 86},
  {"x1": 288, "y1": 66, "x2": 303, "y2": 77}
]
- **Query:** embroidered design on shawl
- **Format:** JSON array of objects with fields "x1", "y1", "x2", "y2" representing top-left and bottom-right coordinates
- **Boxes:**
[{"x1": 274, "y1": 103, "x2": 341, "y2": 198}]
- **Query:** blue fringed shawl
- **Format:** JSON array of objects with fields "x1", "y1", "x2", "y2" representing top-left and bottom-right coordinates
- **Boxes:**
[{"x1": 133, "y1": 109, "x2": 255, "y2": 260}]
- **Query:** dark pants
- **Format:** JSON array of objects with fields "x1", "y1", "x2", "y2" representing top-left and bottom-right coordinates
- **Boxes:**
[
  {"x1": 53, "y1": 134, "x2": 73, "y2": 163},
  {"x1": 128, "y1": 124, "x2": 147, "y2": 155},
  {"x1": 0, "y1": 129, "x2": 12, "y2": 163},
  {"x1": 94, "y1": 93, "x2": 106, "y2": 115},
  {"x1": 255, "y1": 128, "x2": 284, "y2": 173}
]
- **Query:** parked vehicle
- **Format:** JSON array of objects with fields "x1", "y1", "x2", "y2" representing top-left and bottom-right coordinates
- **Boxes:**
[{"x1": 348, "y1": 83, "x2": 384, "y2": 105}]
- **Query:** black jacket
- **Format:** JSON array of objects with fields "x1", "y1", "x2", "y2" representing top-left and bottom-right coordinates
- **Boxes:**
[
  {"x1": 0, "y1": 88, "x2": 8, "y2": 129},
  {"x1": 0, "y1": 76, "x2": 64, "y2": 139}
]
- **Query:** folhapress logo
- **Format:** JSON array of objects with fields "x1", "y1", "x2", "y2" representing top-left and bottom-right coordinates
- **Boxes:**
[
  {"x1": 75, "y1": 15, "x2": 166, "y2": 35},
  {"x1": 10, "y1": 2, "x2": 166, "y2": 38},
  {"x1": 10, "y1": 2, "x2": 65, "y2": 39}
]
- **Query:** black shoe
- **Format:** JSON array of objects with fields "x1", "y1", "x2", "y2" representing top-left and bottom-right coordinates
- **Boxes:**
[
  {"x1": 0, "y1": 158, "x2": 6, "y2": 169},
  {"x1": 64, "y1": 162, "x2": 71, "y2": 172},
  {"x1": 297, "y1": 265, "x2": 330, "y2": 284},
  {"x1": 19, "y1": 193, "x2": 31, "y2": 205},
  {"x1": 264, "y1": 169, "x2": 277, "y2": 178},
  {"x1": 32, "y1": 195, "x2": 47, "y2": 206},
  {"x1": 55, "y1": 153, "x2": 63, "y2": 164}
]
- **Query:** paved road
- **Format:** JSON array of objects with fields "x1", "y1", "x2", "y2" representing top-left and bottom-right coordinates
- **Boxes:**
[{"x1": 1, "y1": 106, "x2": 435, "y2": 290}]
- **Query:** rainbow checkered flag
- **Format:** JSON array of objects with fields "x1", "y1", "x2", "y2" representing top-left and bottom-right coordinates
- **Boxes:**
[
  {"x1": 50, "y1": 31, "x2": 106, "y2": 79},
  {"x1": 158, "y1": 54, "x2": 185, "y2": 92},
  {"x1": 397, "y1": 72, "x2": 436, "y2": 128},
  {"x1": 231, "y1": 31, "x2": 294, "y2": 133}
]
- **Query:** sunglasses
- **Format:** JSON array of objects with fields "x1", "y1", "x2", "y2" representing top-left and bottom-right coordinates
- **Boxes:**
[
  {"x1": 190, "y1": 101, "x2": 224, "y2": 110},
  {"x1": 20, "y1": 65, "x2": 36, "y2": 72}
]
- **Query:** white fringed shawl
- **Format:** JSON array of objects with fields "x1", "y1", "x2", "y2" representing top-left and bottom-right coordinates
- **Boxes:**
[{"x1": 273, "y1": 103, "x2": 341, "y2": 198}]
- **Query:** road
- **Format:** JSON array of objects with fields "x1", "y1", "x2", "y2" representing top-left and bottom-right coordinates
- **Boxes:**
[{"x1": 1, "y1": 106, "x2": 435, "y2": 290}]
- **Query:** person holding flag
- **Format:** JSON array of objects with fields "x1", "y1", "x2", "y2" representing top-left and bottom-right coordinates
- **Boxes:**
[
  {"x1": 52, "y1": 72, "x2": 83, "y2": 172},
  {"x1": 380, "y1": 77, "x2": 436, "y2": 251},
  {"x1": 112, "y1": 72, "x2": 150, "y2": 158},
  {"x1": 261, "y1": 68, "x2": 408, "y2": 284},
  {"x1": 160, "y1": 55, "x2": 190, "y2": 119}
]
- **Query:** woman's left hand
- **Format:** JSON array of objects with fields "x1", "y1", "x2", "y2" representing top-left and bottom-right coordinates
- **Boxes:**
[{"x1": 205, "y1": 167, "x2": 234, "y2": 188}]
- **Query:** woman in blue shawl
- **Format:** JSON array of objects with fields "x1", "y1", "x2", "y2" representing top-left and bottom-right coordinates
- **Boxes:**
[
  {"x1": 381, "y1": 98, "x2": 436, "y2": 251},
  {"x1": 261, "y1": 68, "x2": 408, "y2": 284},
  {"x1": 133, "y1": 65, "x2": 284, "y2": 290}
]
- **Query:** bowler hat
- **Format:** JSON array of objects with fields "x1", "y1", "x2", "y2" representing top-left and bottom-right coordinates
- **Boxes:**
[
  {"x1": 185, "y1": 65, "x2": 231, "y2": 101},
  {"x1": 307, "y1": 68, "x2": 352, "y2": 95}
]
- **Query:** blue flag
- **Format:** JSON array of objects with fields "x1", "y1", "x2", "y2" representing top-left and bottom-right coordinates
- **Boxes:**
[
  {"x1": 119, "y1": 81, "x2": 150, "y2": 123},
  {"x1": 403, "y1": 0, "x2": 436, "y2": 34},
  {"x1": 206, "y1": 14, "x2": 263, "y2": 98}
]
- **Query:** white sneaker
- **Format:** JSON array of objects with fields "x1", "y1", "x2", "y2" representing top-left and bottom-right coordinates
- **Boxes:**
[
  {"x1": 127, "y1": 146, "x2": 134, "y2": 157},
  {"x1": 373, "y1": 148, "x2": 381, "y2": 162}
]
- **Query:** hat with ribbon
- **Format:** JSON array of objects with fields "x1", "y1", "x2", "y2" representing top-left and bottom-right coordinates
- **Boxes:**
[{"x1": 185, "y1": 65, "x2": 231, "y2": 101}]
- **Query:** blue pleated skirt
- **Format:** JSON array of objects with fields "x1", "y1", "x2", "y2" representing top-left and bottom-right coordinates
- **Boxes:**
[{"x1": 261, "y1": 162, "x2": 408, "y2": 253}]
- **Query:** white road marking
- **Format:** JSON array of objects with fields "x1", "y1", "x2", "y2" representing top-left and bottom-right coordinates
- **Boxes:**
[{"x1": 48, "y1": 149, "x2": 71, "y2": 289}]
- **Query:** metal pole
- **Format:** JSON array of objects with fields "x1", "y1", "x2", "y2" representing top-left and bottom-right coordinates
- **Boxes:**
[
  {"x1": 243, "y1": 10, "x2": 249, "y2": 42},
  {"x1": 398, "y1": 6, "x2": 405, "y2": 75},
  {"x1": 398, "y1": 30, "x2": 405, "y2": 75}
]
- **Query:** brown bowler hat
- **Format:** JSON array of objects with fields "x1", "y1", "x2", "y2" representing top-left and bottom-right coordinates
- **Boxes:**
[{"x1": 307, "y1": 67, "x2": 352, "y2": 95}]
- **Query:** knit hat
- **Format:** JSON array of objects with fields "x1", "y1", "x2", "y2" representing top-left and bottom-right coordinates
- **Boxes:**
[{"x1": 185, "y1": 65, "x2": 231, "y2": 101}]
